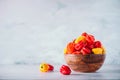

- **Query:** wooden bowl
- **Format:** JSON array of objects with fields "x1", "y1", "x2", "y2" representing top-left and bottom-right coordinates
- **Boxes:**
[{"x1": 64, "y1": 54, "x2": 106, "y2": 72}]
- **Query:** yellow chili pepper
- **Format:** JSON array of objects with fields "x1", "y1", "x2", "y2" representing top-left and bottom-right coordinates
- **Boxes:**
[
  {"x1": 92, "y1": 48, "x2": 103, "y2": 54},
  {"x1": 75, "y1": 36, "x2": 86, "y2": 43},
  {"x1": 64, "y1": 48, "x2": 67, "y2": 54},
  {"x1": 102, "y1": 46, "x2": 106, "y2": 54},
  {"x1": 40, "y1": 63, "x2": 49, "y2": 72}
]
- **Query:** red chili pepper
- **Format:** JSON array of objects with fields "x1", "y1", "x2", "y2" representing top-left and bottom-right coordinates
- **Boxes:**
[
  {"x1": 86, "y1": 34, "x2": 95, "y2": 45},
  {"x1": 81, "y1": 47, "x2": 91, "y2": 55},
  {"x1": 87, "y1": 44, "x2": 94, "y2": 49},
  {"x1": 81, "y1": 32, "x2": 88, "y2": 37},
  {"x1": 47, "y1": 64, "x2": 54, "y2": 71},
  {"x1": 75, "y1": 43, "x2": 82, "y2": 51},
  {"x1": 60, "y1": 65, "x2": 71, "y2": 75},
  {"x1": 94, "y1": 41, "x2": 102, "y2": 48}
]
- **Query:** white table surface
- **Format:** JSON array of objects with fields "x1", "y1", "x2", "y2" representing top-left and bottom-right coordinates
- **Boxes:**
[{"x1": 0, "y1": 64, "x2": 120, "y2": 79}]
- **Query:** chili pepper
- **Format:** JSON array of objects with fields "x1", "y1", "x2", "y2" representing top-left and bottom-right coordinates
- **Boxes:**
[
  {"x1": 94, "y1": 41, "x2": 102, "y2": 48},
  {"x1": 64, "y1": 48, "x2": 67, "y2": 54},
  {"x1": 40, "y1": 63, "x2": 49, "y2": 72},
  {"x1": 75, "y1": 41, "x2": 84, "y2": 51},
  {"x1": 86, "y1": 34, "x2": 95, "y2": 45},
  {"x1": 67, "y1": 42, "x2": 75, "y2": 53},
  {"x1": 102, "y1": 46, "x2": 106, "y2": 54},
  {"x1": 72, "y1": 51, "x2": 81, "y2": 54},
  {"x1": 75, "y1": 36, "x2": 86, "y2": 44},
  {"x1": 47, "y1": 64, "x2": 54, "y2": 71},
  {"x1": 81, "y1": 47, "x2": 91, "y2": 55},
  {"x1": 81, "y1": 32, "x2": 88, "y2": 37},
  {"x1": 60, "y1": 65, "x2": 71, "y2": 75},
  {"x1": 92, "y1": 48, "x2": 103, "y2": 54}
]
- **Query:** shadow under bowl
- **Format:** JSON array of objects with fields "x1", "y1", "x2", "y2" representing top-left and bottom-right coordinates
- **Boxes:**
[{"x1": 64, "y1": 54, "x2": 106, "y2": 72}]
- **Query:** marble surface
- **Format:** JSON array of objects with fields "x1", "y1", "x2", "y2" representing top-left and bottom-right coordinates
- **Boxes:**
[{"x1": 0, "y1": 65, "x2": 120, "y2": 79}]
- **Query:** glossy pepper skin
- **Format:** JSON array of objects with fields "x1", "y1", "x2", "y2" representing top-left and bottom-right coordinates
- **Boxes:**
[
  {"x1": 47, "y1": 64, "x2": 54, "y2": 71},
  {"x1": 64, "y1": 32, "x2": 106, "y2": 55},
  {"x1": 40, "y1": 63, "x2": 49, "y2": 72},
  {"x1": 60, "y1": 65, "x2": 71, "y2": 75},
  {"x1": 94, "y1": 41, "x2": 102, "y2": 48},
  {"x1": 67, "y1": 42, "x2": 75, "y2": 53},
  {"x1": 40, "y1": 63, "x2": 54, "y2": 72},
  {"x1": 81, "y1": 47, "x2": 91, "y2": 55}
]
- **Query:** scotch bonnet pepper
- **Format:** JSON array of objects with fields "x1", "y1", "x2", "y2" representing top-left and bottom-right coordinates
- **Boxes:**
[
  {"x1": 39, "y1": 63, "x2": 54, "y2": 72},
  {"x1": 64, "y1": 32, "x2": 106, "y2": 55}
]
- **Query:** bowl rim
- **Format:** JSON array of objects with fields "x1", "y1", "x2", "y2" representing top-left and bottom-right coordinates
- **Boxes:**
[{"x1": 64, "y1": 53, "x2": 106, "y2": 56}]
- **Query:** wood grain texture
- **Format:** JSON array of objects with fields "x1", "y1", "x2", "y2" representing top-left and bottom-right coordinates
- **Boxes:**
[{"x1": 65, "y1": 54, "x2": 106, "y2": 72}]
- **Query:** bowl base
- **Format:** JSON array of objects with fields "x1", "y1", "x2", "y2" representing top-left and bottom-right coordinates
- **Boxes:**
[{"x1": 65, "y1": 54, "x2": 106, "y2": 72}]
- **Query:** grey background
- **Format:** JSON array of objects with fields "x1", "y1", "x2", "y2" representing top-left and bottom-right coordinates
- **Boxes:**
[{"x1": 0, "y1": 0, "x2": 120, "y2": 65}]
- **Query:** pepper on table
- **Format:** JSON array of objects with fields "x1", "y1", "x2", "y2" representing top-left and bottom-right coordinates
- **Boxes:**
[
  {"x1": 60, "y1": 65, "x2": 71, "y2": 75},
  {"x1": 39, "y1": 63, "x2": 54, "y2": 72}
]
